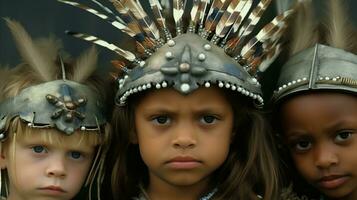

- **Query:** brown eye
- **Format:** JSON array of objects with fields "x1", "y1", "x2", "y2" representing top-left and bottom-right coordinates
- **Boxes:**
[
  {"x1": 295, "y1": 140, "x2": 312, "y2": 151},
  {"x1": 153, "y1": 116, "x2": 171, "y2": 125},
  {"x1": 335, "y1": 131, "x2": 353, "y2": 142},
  {"x1": 201, "y1": 115, "x2": 217, "y2": 124}
]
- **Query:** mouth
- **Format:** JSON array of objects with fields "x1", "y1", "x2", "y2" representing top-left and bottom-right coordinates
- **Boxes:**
[
  {"x1": 38, "y1": 185, "x2": 66, "y2": 194},
  {"x1": 166, "y1": 156, "x2": 202, "y2": 169},
  {"x1": 317, "y1": 175, "x2": 350, "y2": 190}
]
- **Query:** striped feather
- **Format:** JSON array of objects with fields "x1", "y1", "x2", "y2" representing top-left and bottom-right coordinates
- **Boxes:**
[
  {"x1": 204, "y1": 0, "x2": 231, "y2": 35},
  {"x1": 149, "y1": 0, "x2": 172, "y2": 40},
  {"x1": 221, "y1": 0, "x2": 253, "y2": 48},
  {"x1": 173, "y1": 0, "x2": 187, "y2": 35},
  {"x1": 122, "y1": 0, "x2": 161, "y2": 41},
  {"x1": 89, "y1": 0, "x2": 126, "y2": 24},
  {"x1": 110, "y1": 0, "x2": 156, "y2": 49},
  {"x1": 197, "y1": 0, "x2": 211, "y2": 32},
  {"x1": 66, "y1": 31, "x2": 138, "y2": 63},
  {"x1": 57, "y1": 0, "x2": 136, "y2": 37},
  {"x1": 215, "y1": 0, "x2": 242, "y2": 38},
  {"x1": 189, "y1": 0, "x2": 201, "y2": 32},
  {"x1": 240, "y1": 9, "x2": 293, "y2": 57}
]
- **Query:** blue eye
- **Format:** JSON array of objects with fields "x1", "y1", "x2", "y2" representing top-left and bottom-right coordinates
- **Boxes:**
[
  {"x1": 70, "y1": 151, "x2": 83, "y2": 160},
  {"x1": 200, "y1": 115, "x2": 217, "y2": 124},
  {"x1": 32, "y1": 146, "x2": 46, "y2": 153}
]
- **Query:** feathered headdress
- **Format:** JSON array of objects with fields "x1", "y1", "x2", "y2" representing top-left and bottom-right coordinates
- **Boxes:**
[
  {"x1": 58, "y1": 0, "x2": 295, "y2": 106},
  {"x1": 273, "y1": 0, "x2": 357, "y2": 101}
]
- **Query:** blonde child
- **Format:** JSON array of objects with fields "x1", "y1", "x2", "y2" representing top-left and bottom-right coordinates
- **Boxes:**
[
  {"x1": 272, "y1": 0, "x2": 357, "y2": 199},
  {"x1": 0, "y1": 19, "x2": 111, "y2": 200}
]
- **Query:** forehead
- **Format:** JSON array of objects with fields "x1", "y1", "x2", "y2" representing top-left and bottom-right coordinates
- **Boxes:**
[
  {"x1": 136, "y1": 87, "x2": 231, "y2": 109},
  {"x1": 280, "y1": 92, "x2": 357, "y2": 133}
]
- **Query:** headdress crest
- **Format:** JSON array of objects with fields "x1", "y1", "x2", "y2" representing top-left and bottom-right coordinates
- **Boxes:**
[
  {"x1": 273, "y1": 0, "x2": 357, "y2": 102},
  {"x1": 58, "y1": 0, "x2": 295, "y2": 106}
]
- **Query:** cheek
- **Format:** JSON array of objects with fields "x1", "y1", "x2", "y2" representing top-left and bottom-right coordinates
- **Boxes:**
[{"x1": 291, "y1": 153, "x2": 316, "y2": 181}]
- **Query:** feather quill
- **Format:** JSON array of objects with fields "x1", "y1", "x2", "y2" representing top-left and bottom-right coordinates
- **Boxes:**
[
  {"x1": 326, "y1": 0, "x2": 353, "y2": 51},
  {"x1": 149, "y1": 0, "x2": 171, "y2": 39},
  {"x1": 89, "y1": 0, "x2": 126, "y2": 24},
  {"x1": 72, "y1": 46, "x2": 98, "y2": 82},
  {"x1": 173, "y1": 0, "x2": 187, "y2": 34},
  {"x1": 66, "y1": 31, "x2": 138, "y2": 63},
  {"x1": 5, "y1": 18, "x2": 56, "y2": 81},
  {"x1": 214, "y1": 0, "x2": 241, "y2": 38}
]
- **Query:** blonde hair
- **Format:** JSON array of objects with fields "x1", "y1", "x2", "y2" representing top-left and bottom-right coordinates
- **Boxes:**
[{"x1": 0, "y1": 19, "x2": 112, "y2": 200}]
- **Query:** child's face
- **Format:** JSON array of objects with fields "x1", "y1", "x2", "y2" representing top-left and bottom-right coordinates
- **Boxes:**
[
  {"x1": 280, "y1": 92, "x2": 357, "y2": 199},
  {"x1": 1, "y1": 132, "x2": 96, "y2": 200},
  {"x1": 134, "y1": 87, "x2": 234, "y2": 191}
]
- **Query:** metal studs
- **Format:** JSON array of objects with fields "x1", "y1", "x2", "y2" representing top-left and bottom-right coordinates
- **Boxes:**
[
  {"x1": 204, "y1": 82, "x2": 211, "y2": 88},
  {"x1": 147, "y1": 83, "x2": 152, "y2": 89},
  {"x1": 179, "y1": 63, "x2": 190, "y2": 72},
  {"x1": 231, "y1": 85, "x2": 236, "y2": 90},
  {"x1": 81, "y1": 126, "x2": 86, "y2": 131},
  {"x1": 0, "y1": 133, "x2": 5, "y2": 139},
  {"x1": 198, "y1": 53, "x2": 206, "y2": 61},
  {"x1": 155, "y1": 83, "x2": 161, "y2": 89},
  {"x1": 165, "y1": 51, "x2": 174, "y2": 59},
  {"x1": 167, "y1": 40, "x2": 176, "y2": 47},
  {"x1": 203, "y1": 44, "x2": 212, "y2": 51},
  {"x1": 218, "y1": 82, "x2": 224, "y2": 88},
  {"x1": 180, "y1": 83, "x2": 190, "y2": 92},
  {"x1": 225, "y1": 83, "x2": 230, "y2": 88},
  {"x1": 139, "y1": 61, "x2": 146, "y2": 67},
  {"x1": 162, "y1": 81, "x2": 168, "y2": 88}
]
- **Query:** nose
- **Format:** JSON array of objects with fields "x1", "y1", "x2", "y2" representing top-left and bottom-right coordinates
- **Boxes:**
[
  {"x1": 172, "y1": 122, "x2": 197, "y2": 149},
  {"x1": 46, "y1": 155, "x2": 66, "y2": 178},
  {"x1": 314, "y1": 143, "x2": 338, "y2": 169}
]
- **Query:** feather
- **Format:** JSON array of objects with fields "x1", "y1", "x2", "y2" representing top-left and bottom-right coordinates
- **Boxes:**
[
  {"x1": 173, "y1": 0, "x2": 187, "y2": 34},
  {"x1": 326, "y1": 0, "x2": 354, "y2": 51},
  {"x1": 72, "y1": 46, "x2": 98, "y2": 82},
  {"x1": 34, "y1": 36, "x2": 63, "y2": 64},
  {"x1": 88, "y1": 0, "x2": 126, "y2": 24},
  {"x1": 197, "y1": 0, "x2": 211, "y2": 33},
  {"x1": 149, "y1": 0, "x2": 172, "y2": 40},
  {"x1": 57, "y1": 0, "x2": 136, "y2": 37},
  {"x1": 204, "y1": 0, "x2": 231, "y2": 36},
  {"x1": 4, "y1": 18, "x2": 57, "y2": 81},
  {"x1": 110, "y1": 0, "x2": 156, "y2": 49},
  {"x1": 275, "y1": 0, "x2": 294, "y2": 14},
  {"x1": 65, "y1": 31, "x2": 138, "y2": 63},
  {"x1": 215, "y1": 0, "x2": 249, "y2": 39},
  {"x1": 226, "y1": 0, "x2": 253, "y2": 37},
  {"x1": 240, "y1": 9, "x2": 293, "y2": 57},
  {"x1": 121, "y1": 0, "x2": 161, "y2": 40},
  {"x1": 189, "y1": 0, "x2": 201, "y2": 32},
  {"x1": 290, "y1": 0, "x2": 317, "y2": 55}
]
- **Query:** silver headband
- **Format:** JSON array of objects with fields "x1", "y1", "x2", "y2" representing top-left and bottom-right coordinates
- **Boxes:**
[
  {"x1": 273, "y1": 44, "x2": 357, "y2": 102},
  {"x1": 0, "y1": 80, "x2": 106, "y2": 138}
]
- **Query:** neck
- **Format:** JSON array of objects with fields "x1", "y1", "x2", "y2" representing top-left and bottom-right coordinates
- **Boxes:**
[{"x1": 146, "y1": 176, "x2": 211, "y2": 200}]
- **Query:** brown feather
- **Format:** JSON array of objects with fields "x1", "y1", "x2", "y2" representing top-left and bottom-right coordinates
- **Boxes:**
[{"x1": 72, "y1": 46, "x2": 98, "y2": 82}]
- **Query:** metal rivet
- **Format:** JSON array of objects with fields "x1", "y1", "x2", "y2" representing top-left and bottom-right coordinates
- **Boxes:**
[
  {"x1": 156, "y1": 83, "x2": 161, "y2": 89},
  {"x1": 204, "y1": 44, "x2": 212, "y2": 51},
  {"x1": 204, "y1": 82, "x2": 211, "y2": 88},
  {"x1": 218, "y1": 82, "x2": 224, "y2": 88},
  {"x1": 0, "y1": 134, "x2": 5, "y2": 139},
  {"x1": 81, "y1": 126, "x2": 86, "y2": 131},
  {"x1": 179, "y1": 63, "x2": 190, "y2": 72},
  {"x1": 162, "y1": 82, "x2": 168, "y2": 88},
  {"x1": 139, "y1": 61, "x2": 146, "y2": 67},
  {"x1": 180, "y1": 83, "x2": 190, "y2": 92},
  {"x1": 167, "y1": 40, "x2": 176, "y2": 47},
  {"x1": 198, "y1": 53, "x2": 206, "y2": 61},
  {"x1": 225, "y1": 83, "x2": 230, "y2": 88},
  {"x1": 165, "y1": 51, "x2": 174, "y2": 59}
]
